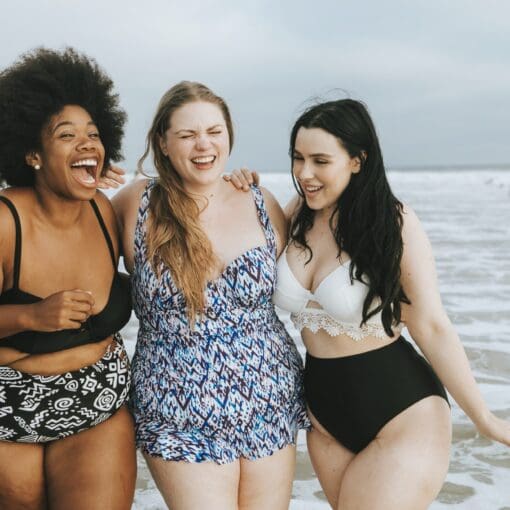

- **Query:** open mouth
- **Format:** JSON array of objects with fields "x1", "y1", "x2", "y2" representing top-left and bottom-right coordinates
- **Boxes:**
[
  {"x1": 70, "y1": 158, "x2": 98, "y2": 186},
  {"x1": 302, "y1": 184, "x2": 323, "y2": 195},
  {"x1": 190, "y1": 155, "x2": 216, "y2": 169}
]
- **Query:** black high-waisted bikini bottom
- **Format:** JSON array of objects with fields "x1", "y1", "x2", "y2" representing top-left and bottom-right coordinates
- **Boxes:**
[{"x1": 304, "y1": 336, "x2": 449, "y2": 453}]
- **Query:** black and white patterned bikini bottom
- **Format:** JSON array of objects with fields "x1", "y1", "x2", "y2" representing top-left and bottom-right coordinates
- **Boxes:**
[{"x1": 0, "y1": 334, "x2": 131, "y2": 443}]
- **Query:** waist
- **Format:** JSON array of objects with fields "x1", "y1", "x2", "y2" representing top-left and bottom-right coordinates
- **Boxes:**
[
  {"x1": 139, "y1": 301, "x2": 276, "y2": 335},
  {"x1": 0, "y1": 334, "x2": 121, "y2": 376}
]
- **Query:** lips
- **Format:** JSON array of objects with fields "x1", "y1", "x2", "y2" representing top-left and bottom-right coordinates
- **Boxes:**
[
  {"x1": 70, "y1": 158, "x2": 98, "y2": 186},
  {"x1": 301, "y1": 183, "x2": 324, "y2": 196},
  {"x1": 190, "y1": 155, "x2": 216, "y2": 170}
]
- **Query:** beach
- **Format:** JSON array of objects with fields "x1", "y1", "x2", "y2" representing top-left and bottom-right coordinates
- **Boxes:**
[{"x1": 124, "y1": 169, "x2": 510, "y2": 509}]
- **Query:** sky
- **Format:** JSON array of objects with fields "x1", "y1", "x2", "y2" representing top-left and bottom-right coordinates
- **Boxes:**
[{"x1": 2, "y1": 0, "x2": 510, "y2": 172}]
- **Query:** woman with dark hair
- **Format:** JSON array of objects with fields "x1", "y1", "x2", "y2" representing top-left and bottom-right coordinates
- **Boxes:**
[
  {"x1": 0, "y1": 48, "x2": 135, "y2": 509},
  {"x1": 113, "y1": 81, "x2": 308, "y2": 509},
  {"x1": 230, "y1": 98, "x2": 510, "y2": 508}
]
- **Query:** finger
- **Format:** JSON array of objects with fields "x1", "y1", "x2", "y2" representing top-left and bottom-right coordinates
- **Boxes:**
[
  {"x1": 103, "y1": 177, "x2": 120, "y2": 188},
  {"x1": 68, "y1": 311, "x2": 90, "y2": 322},
  {"x1": 66, "y1": 320, "x2": 83, "y2": 330},
  {"x1": 68, "y1": 290, "x2": 95, "y2": 306},
  {"x1": 222, "y1": 174, "x2": 231, "y2": 181},
  {"x1": 240, "y1": 168, "x2": 254, "y2": 184},
  {"x1": 109, "y1": 165, "x2": 126, "y2": 176},
  {"x1": 106, "y1": 169, "x2": 126, "y2": 183},
  {"x1": 70, "y1": 301, "x2": 94, "y2": 314},
  {"x1": 230, "y1": 174, "x2": 246, "y2": 190}
]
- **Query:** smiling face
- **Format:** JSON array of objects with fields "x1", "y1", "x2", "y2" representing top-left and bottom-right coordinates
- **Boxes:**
[
  {"x1": 159, "y1": 101, "x2": 230, "y2": 192},
  {"x1": 28, "y1": 104, "x2": 105, "y2": 199},
  {"x1": 293, "y1": 127, "x2": 360, "y2": 212}
]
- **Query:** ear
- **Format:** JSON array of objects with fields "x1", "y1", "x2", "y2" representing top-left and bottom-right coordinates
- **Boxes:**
[
  {"x1": 158, "y1": 135, "x2": 168, "y2": 156},
  {"x1": 351, "y1": 151, "x2": 367, "y2": 174},
  {"x1": 25, "y1": 151, "x2": 42, "y2": 170}
]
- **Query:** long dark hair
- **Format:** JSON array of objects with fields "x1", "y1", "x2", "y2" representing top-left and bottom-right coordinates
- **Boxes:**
[{"x1": 289, "y1": 99, "x2": 409, "y2": 336}]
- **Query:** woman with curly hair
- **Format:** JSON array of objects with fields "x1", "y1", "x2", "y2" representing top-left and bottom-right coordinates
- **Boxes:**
[
  {"x1": 113, "y1": 81, "x2": 309, "y2": 509},
  {"x1": 0, "y1": 48, "x2": 135, "y2": 509},
  {"x1": 229, "y1": 99, "x2": 510, "y2": 509}
]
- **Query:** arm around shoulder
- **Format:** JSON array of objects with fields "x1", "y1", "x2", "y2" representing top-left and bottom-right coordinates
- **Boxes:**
[{"x1": 111, "y1": 177, "x2": 150, "y2": 237}]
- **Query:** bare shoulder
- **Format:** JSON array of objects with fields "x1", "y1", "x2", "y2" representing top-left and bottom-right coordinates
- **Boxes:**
[
  {"x1": 92, "y1": 190, "x2": 118, "y2": 236},
  {"x1": 283, "y1": 194, "x2": 302, "y2": 222},
  {"x1": 259, "y1": 186, "x2": 288, "y2": 253},
  {"x1": 0, "y1": 192, "x2": 16, "y2": 255},
  {"x1": 111, "y1": 177, "x2": 150, "y2": 219},
  {"x1": 0, "y1": 188, "x2": 30, "y2": 238},
  {"x1": 401, "y1": 203, "x2": 426, "y2": 243},
  {"x1": 260, "y1": 186, "x2": 283, "y2": 214}
]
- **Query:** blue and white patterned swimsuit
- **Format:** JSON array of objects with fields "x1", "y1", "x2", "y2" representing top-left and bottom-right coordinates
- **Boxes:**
[{"x1": 131, "y1": 180, "x2": 308, "y2": 464}]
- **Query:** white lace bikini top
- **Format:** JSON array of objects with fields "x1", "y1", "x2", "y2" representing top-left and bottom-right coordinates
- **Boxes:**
[{"x1": 272, "y1": 247, "x2": 402, "y2": 341}]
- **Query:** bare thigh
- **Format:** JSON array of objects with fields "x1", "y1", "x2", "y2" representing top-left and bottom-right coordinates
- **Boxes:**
[
  {"x1": 144, "y1": 453, "x2": 239, "y2": 510},
  {"x1": 0, "y1": 441, "x2": 46, "y2": 510},
  {"x1": 45, "y1": 406, "x2": 136, "y2": 510},
  {"x1": 306, "y1": 410, "x2": 355, "y2": 508},
  {"x1": 238, "y1": 444, "x2": 296, "y2": 510},
  {"x1": 337, "y1": 396, "x2": 451, "y2": 510}
]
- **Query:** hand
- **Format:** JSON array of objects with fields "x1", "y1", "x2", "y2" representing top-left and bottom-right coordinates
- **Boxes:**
[
  {"x1": 223, "y1": 168, "x2": 260, "y2": 191},
  {"x1": 97, "y1": 164, "x2": 126, "y2": 189},
  {"x1": 475, "y1": 412, "x2": 510, "y2": 447},
  {"x1": 28, "y1": 290, "x2": 95, "y2": 332}
]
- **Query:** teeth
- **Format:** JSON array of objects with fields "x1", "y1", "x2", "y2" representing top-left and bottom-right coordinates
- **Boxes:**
[
  {"x1": 305, "y1": 185, "x2": 322, "y2": 192},
  {"x1": 81, "y1": 173, "x2": 96, "y2": 183},
  {"x1": 191, "y1": 156, "x2": 215, "y2": 164},
  {"x1": 71, "y1": 159, "x2": 98, "y2": 167}
]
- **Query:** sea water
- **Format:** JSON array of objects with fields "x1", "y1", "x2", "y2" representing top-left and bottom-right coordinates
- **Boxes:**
[{"x1": 126, "y1": 169, "x2": 510, "y2": 509}]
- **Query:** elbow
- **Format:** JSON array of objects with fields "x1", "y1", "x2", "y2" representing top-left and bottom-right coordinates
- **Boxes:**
[{"x1": 407, "y1": 313, "x2": 454, "y2": 342}]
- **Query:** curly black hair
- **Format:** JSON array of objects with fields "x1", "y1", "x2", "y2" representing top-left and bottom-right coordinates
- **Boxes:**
[
  {"x1": 289, "y1": 99, "x2": 410, "y2": 337},
  {"x1": 0, "y1": 47, "x2": 126, "y2": 186}
]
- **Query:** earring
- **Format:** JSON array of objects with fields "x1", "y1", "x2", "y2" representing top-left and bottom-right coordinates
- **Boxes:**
[{"x1": 34, "y1": 164, "x2": 41, "y2": 170}]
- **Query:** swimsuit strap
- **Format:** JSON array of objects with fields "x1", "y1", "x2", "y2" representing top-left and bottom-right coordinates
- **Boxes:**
[
  {"x1": 134, "y1": 178, "x2": 157, "y2": 263},
  {"x1": 0, "y1": 196, "x2": 22, "y2": 290},
  {"x1": 250, "y1": 185, "x2": 277, "y2": 256},
  {"x1": 89, "y1": 199, "x2": 116, "y2": 268}
]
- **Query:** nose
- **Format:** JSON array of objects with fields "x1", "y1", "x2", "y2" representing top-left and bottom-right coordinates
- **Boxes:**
[
  {"x1": 195, "y1": 133, "x2": 212, "y2": 150},
  {"x1": 76, "y1": 134, "x2": 96, "y2": 151},
  {"x1": 294, "y1": 159, "x2": 314, "y2": 180}
]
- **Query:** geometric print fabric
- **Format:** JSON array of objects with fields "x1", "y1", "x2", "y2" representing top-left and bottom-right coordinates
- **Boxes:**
[
  {"x1": 131, "y1": 182, "x2": 309, "y2": 464},
  {"x1": 0, "y1": 334, "x2": 130, "y2": 443}
]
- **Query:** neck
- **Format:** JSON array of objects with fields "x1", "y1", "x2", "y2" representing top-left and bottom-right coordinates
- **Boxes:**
[
  {"x1": 314, "y1": 205, "x2": 338, "y2": 228},
  {"x1": 184, "y1": 178, "x2": 229, "y2": 209},
  {"x1": 33, "y1": 185, "x2": 91, "y2": 228}
]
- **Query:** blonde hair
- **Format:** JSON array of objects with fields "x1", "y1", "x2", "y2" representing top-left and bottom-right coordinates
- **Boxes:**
[{"x1": 138, "y1": 81, "x2": 234, "y2": 321}]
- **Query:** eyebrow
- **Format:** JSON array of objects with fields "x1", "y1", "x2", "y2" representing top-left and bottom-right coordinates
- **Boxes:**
[
  {"x1": 293, "y1": 150, "x2": 333, "y2": 158},
  {"x1": 52, "y1": 120, "x2": 97, "y2": 133},
  {"x1": 174, "y1": 124, "x2": 224, "y2": 134}
]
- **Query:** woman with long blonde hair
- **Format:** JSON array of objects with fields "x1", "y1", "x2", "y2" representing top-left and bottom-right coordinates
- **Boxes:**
[{"x1": 113, "y1": 81, "x2": 308, "y2": 509}]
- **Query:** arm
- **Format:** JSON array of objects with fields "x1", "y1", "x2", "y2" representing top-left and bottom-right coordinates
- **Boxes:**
[
  {"x1": 111, "y1": 177, "x2": 149, "y2": 272},
  {"x1": 260, "y1": 187, "x2": 288, "y2": 257},
  {"x1": 400, "y1": 205, "x2": 510, "y2": 445},
  {"x1": 0, "y1": 201, "x2": 93, "y2": 338}
]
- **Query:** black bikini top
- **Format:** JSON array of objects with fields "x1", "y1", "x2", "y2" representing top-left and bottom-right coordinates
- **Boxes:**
[{"x1": 0, "y1": 196, "x2": 132, "y2": 354}]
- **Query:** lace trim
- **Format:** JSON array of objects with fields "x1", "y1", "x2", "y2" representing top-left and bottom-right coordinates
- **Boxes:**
[{"x1": 291, "y1": 309, "x2": 402, "y2": 341}]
